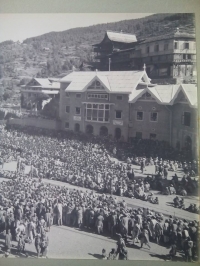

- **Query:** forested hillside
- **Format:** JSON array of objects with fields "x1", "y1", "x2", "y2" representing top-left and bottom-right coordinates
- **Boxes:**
[{"x1": 0, "y1": 13, "x2": 195, "y2": 106}]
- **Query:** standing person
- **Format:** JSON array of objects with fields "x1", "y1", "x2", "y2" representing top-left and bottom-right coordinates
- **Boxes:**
[
  {"x1": 40, "y1": 232, "x2": 49, "y2": 258},
  {"x1": 45, "y1": 208, "x2": 52, "y2": 232},
  {"x1": 132, "y1": 221, "x2": 140, "y2": 244},
  {"x1": 35, "y1": 233, "x2": 41, "y2": 257},
  {"x1": 5, "y1": 229, "x2": 12, "y2": 256},
  {"x1": 120, "y1": 213, "x2": 129, "y2": 245},
  {"x1": 116, "y1": 234, "x2": 126, "y2": 258},
  {"x1": 168, "y1": 241, "x2": 177, "y2": 261},
  {"x1": 57, "y1": 200, "x2": 63, "y2": 226},
  {"x1": 184, "y1": 237, "x2": 193, "y2": 262},
  {"x1": 95, "y1": 212, "x2": 104, "y2": 235},
  {"x1": 140, "y1": 161, "x2": 145, "y2": 174},
  {"x1": 140, "y1": 228, "x2": 151, "y2": 249},
  {"x1": 118, "y1": 247, "x2": 128, "y2": 260}
]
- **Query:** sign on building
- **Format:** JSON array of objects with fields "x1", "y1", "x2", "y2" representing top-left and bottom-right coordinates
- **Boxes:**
[
  {"x1": 73, "y1": 116, "x2": 81, "y2": 121},
  {"x1": 113, "y1": 120, "x2": 123, "y2": 126}
]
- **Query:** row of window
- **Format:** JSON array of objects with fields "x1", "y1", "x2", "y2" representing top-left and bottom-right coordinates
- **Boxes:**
[
  {"x1": 65, "y1": 92, "x2": 123, "y2": 100},
  {"x1": 66, "y1": 105, "x2": 158, "y2": 122},
  {"x1": 145, "y1": 42, "x2": 192, "y2": 54},
  {"x1": 146, "y1": 54, "x2": 193, "y2": 63},
  {"x1": 66, "y1": 106, "x2": 192, "y2": 126}
]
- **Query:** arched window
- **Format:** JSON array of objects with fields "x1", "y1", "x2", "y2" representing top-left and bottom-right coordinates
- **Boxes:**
[
  {"x1": 99, "y1": 126, "x2": 108, "y2": 137},
  {"x1": 85, "y1": 124, "x2": 93, "y2": 135}
]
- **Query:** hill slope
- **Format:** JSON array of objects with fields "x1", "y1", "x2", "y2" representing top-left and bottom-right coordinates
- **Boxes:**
[{"x1": 0, "y1": 13, "x2": 195, "y2": 106}]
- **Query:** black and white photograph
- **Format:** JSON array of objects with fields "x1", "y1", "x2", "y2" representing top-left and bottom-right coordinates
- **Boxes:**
[{"x1": 0, "y1": 10, "x2": 199, "y2": 262}]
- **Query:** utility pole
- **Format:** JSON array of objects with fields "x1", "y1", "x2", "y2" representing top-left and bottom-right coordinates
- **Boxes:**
[{"x1": 109, "y1": 58, "x2": 111, "y2": 71}]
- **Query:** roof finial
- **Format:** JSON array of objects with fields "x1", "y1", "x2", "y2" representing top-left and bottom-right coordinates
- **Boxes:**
[
  {"x1": 143, "y1": 63, "x2": 146, "y2": 71},
  {"x1": 96, "y1": 69, "x2": 98, "y2": 72},
  {"x1": 176, "y1": 27, "x2": 179, "y2": 33}
]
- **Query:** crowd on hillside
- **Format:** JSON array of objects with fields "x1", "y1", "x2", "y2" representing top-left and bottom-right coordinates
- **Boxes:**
[{"x1": 0, "y1": 175, "x2": 199, "y2": 261}]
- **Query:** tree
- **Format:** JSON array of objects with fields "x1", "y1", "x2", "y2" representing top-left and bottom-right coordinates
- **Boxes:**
[{"x1": 3, "y1": 91, "x2": 12, "y2": 101}]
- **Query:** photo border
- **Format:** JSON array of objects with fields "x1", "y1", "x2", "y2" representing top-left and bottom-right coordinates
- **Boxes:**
[{"x1": 0, "y1": 0, "x2": 199, "y2": 266}]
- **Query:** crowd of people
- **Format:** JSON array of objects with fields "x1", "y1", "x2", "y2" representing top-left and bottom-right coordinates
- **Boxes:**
[
  {"x1": 0, "y1": 125, "x2": 198, "y2": 199},
  {"x1": 0, "y1": 175, "x2": 199, "y2": 261},
  {"x1": 0, "y1": 124, "x2": 199, "y2": 260}
]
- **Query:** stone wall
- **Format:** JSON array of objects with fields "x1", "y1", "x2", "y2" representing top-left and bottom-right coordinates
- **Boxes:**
[{"x1": 7, "y1": 117, "x2": 61, "y2": 130}]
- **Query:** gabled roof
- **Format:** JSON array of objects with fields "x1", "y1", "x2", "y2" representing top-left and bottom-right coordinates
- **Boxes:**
[
  {"x1": 25, "y1": 78, "x2": 60, "y2": 90},
  {"x1": 129, "y1": 83, "x2": 197, "y2": 108},
  {"x1": 151, "y1": 84, "x2": 180, "y2": 104},
  {"x1": 60, "y1": 71, "x2": 150, "y2": 94},
  {"x1": 93, "y1": 31, "x2": 137, "y2": 46},
  {"x1": 34, "y1": 78, "x2": 51, "y2": 87},
  {"x1": 106, "y1": 31, "x2": 137, "y2": 43},
  {"x1": 180, "y1": 84, "x2": 198, "y2": 107}
]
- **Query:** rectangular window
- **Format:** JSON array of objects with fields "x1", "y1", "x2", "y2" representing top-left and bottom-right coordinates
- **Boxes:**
[
  {"x1": 183, "y1": 54, "x2": 187, "y2": 60},
  {"x1": 66, "y1": 106, "x2": 70, "y2": 113},
  {"x1": 76, "y1": 93, "x2": 81, "y2": 98},
  {"x1": 174, "y1": 42, "x2": 179, "y2": 49},
  {"x1": 136, "y1": 132, "x2": 142, "y2": 139},
  {"x1": 164, "y1": 43, "x2": 168, "y2": 51},
  {"x1": 65, "y1": 122, "x2": 69, "y2": 129},
  {"x1": 150, "y1": 112, "x2": 158, "y2": 122},
  {"x1": 66, "y1": 92, "x2": 70, "y2": 97},
  {"x1": 146, "y1": 46, "x2": 150, "y2": 53},
  {"x1": 137, "y1": 111, "x2": 143, "y2": 121},
  {"x1": 115, "y1": 110, "x2": 122, "y2": 119},
  {"x1": 154, "y1": 44, "x2": 159, "y2": 52},
  {"x1": 150, "y1": 133, "x2": 156, "y2": 139},
  {"x1": 182, "y1": 112, "x2": 191, "y2": 126},
  {"x1": 185, "y1": 42, "x2": 189, "y2": 49},
  {"x1": 75, "y1": 107, "x2": 81, "y2": 115},
  {"x1": 116, "y1": 95, "x2": 123, "y2": 100},
  {"x1": 187, "y1": 54, "x2": 192, "y2": 60},
  {"x1": 86, "y1": 103, "x2": 110, "y2": 123},
  {"x1": 87, "y1": 93, "x2": 108, "y2": 100}
]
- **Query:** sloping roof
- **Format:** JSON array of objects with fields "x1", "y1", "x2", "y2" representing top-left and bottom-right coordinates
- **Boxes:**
[
  {"x1": 26, "y1": 78, "x2": 60, "y2": 90},
  {"x1": 34, "y1": 78, "x2": 51, "y2": 87},
  {"x1": 43, "y1": 81, "x2": 60, "y2": 89},
  {"x1": 151, "y1": 84, "x2": 180, "y2": 104},
  {"x1": 60, "y1": 71, "x2": 146, "y2": 94},
  {"x1": 129, "y1": 89, "x2": 146, "y2": 102},
  {"x1": 181, "y1": 84, "x2": 198, "y2": 107},
  {"x1": 129, "y1": 83, "x2": 197, "y2": 107},
  {"x1": 106, "y1": 31, "x2": 137, "y2": 43},
  {"x1": 140, "y1": 32, "x2": 195, "y2": 44}
]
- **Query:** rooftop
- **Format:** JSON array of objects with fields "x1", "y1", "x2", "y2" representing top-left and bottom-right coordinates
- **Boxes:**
[
  {"x1": 140, "y1": 31, "x2": 196, "y2": 44},
  {"x1": 93, "y1": 31, "x2": 137, "y2": 46},
  {"x1": 60, "y1": 70, "x2": 150, "y2": 94}
]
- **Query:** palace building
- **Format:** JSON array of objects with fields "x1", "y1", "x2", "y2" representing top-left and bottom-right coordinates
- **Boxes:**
[
  {"x1": 58, "y1": 69, "x2": 198, "y2": 157},
  {"x1": 91, "y1": 30, "x2": 197, "y2": 84}
]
